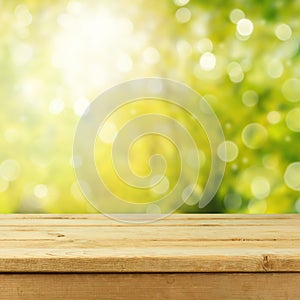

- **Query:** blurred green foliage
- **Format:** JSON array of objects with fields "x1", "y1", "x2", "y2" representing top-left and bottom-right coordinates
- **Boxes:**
[{"x1": 0, "y1": 0, "x2": 300, "y2": 213}]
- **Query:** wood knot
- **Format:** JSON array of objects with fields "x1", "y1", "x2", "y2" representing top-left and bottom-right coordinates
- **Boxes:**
[{"x1": 262, "y1": 254, "x2": 271, "y2": 272}]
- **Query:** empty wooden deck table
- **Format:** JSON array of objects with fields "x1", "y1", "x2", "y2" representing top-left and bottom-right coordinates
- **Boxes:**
[{"x1": 0, "y1": 214, "x2": 300, "y2": 299}]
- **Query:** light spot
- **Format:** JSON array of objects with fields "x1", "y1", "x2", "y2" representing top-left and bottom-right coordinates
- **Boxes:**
[
  {"x1": 267, "y1": 111, "x2": 281, "y2": 124},
  {"x1": 286, "y1": 108, "x2": 300, "y2": 132},
  {"x1": 267, "y1": 60, "x2": 283, "y2": 78},
  {"x1": 224, "y1": 192, "x2": 242, "y2": 211},
  {"x1": 0, "y1": 159, "x2": 21, "y2": 181},
  {"x1": 143, "y1": 47, "x2": 160, "y2": 65},
  {"x1": 248, "y1": 198, "x2": 267, "y2": 213},
  {"x1": 20, "y1": 79, "x2": 40, "y2": 100},
  {"x1": 229, "y1": 9, "x2": 245, "y2": 24},
  {"x1": 240, "y1": 58, "x2": 252, "y2": 72},
  {"x1": 175, "y1": 7, "x2": 191, "y2": 23},
  {"x1": 14, "y1": 4, "x2": 32, "y2": 27},
  {"x1": 34, "y1": 184, "x2": 48, "y2": 199},
  {"x1": 275, "y1": 23, "x2": 292, "y2": 41},
  {"x1": 199, "y1": 52, "x2": 216, "y2": 71},
  {"x1": 217, "y1": 141, "x2": 239, "y2": 162},
  {"x1": 49, "y1": 98, "x2": 64, "y2": 115},
  {"x1": 98, "y1": 121, "x2": 118, "y2": 144},
  {"x1": 173, "y1": 0, "x2": 190, "y2": 6},
  {"x1": 285, "y1": 136, "x2": 291, "y2": 142},
  {"x1": 263, "y1": 154, "x2": 278, "y2": 169},
  {"x1": 225, "y1": 123, "x2": 232, "y2": 129},
  {"x1": 227, "y1": 61, "x2": 244, "y2": 83},
  {"x1": 191, "y1": 18, "x2": 207, "y2": 36},
  {"x1": 282, "y1": 78, "x2": 300, "y2": 102},
  {"x1": 237, "y1": 18, "x2": 254, "y2": 36},
  {"x1": 242, "y1": 90, "x2": 259, "y2": 107},
  {"x1": 231, "y1": 164, "x2": 238, "y2": 171},
  {"x1": 151, "y1": 176, "x2": 169, "y2": 194},
  {"x1": 146, "y1": 204, "x2": 161, "y2": 214},
  {"x1": 242, "y1": 157, "x2": 249, "y2": 164},
  {"x1": 242, "y1": 123, "x2": 268, "y2": 149},
  {"x1": 251, "y1": 176, "x2": 270, "y2": 199},
  {"x1": 284, "y1": 162, "x2": 300, "y2": 191},
  {"x1": 196, "y1": 38, "x2": 213, "y2": 53},
  {"x1": 129, "y1": 109, "x2": 136, "y2": 116},
  {"x1": 116, "y1": 53, "x2": 132, "y2": 73},
  {"x1": 184, "y1": 185, "x2": 202, "y2": 206},
  {"x1": 176, "y1": 39, "x2": 192, "y2": 57},
  {"x1": 263, "y1": 154, "x2": 278, "y2": 170},
  {"x1": 73, "y1": 98, "x2": 90, "y2": 116}
]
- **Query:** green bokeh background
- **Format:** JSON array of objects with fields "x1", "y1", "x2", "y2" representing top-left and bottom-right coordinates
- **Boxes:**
[{"x1": 0, "y1": 0, "x2": 299, "y2": 213}]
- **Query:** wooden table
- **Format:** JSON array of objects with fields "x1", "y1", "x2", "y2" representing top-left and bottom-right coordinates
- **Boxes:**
[{"x1": 0, "y1": 214, "x2": 300, "y2": 299}]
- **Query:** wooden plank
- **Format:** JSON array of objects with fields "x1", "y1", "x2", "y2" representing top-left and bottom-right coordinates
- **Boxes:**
[
  {"x1": 0, "y1": 273, "x2": 300, "y2": 299},
  {"x1": 0, "y1": 213, "x2": 299, "y2": 224},
  {"x1": 0, "y1": 214, "x2": 300, "y2": 273}
]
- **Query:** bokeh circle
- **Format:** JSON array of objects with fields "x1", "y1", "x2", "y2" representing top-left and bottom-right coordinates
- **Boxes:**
[{"x1": 73, "y1": 78, "x2": 225, "y2": 223}]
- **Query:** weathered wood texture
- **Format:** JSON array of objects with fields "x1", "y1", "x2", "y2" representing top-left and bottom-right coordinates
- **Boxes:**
[
  {"x1": 1, "y1": 273, "x2": 300, "y2": 300},
  {"x1": 0, "y1": 214, "x2": 300, "y2": 273}
]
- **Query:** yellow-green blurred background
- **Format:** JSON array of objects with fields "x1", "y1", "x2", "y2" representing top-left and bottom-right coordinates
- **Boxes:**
[{"x1": 0, "y1": 0, "x2": 300, "y2": 213}]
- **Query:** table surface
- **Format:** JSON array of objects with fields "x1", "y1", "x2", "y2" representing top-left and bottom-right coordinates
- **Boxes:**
[{"x1": 0, "y1": 214, "x2": 300, "y2": 273}]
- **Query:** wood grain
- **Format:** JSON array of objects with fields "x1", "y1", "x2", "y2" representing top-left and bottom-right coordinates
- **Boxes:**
[
  {"x1": 1, "y1": 273, "x2": 300, "y2": 300},
  {"x1": 0, "y1": 214, "x2": 300, "y2": 273}
]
